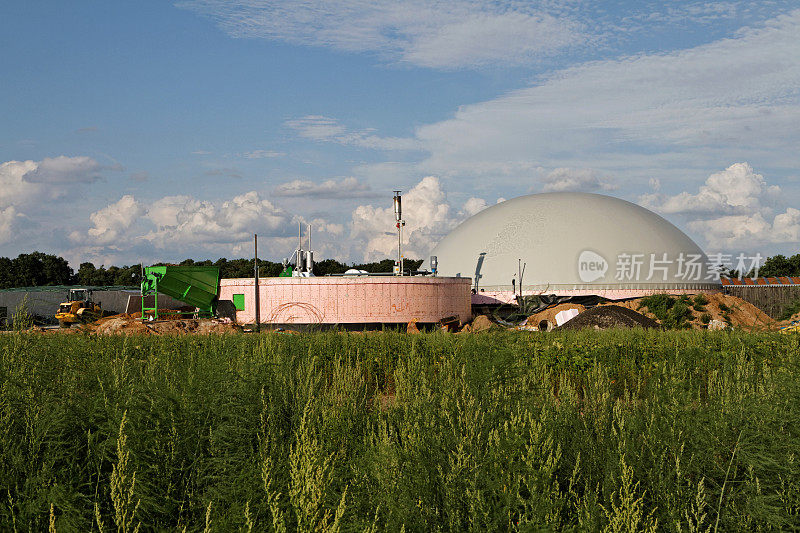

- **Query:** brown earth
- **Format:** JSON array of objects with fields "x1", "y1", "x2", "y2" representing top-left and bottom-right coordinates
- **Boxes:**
[
  {"x1": 90, "y1": 315, "x2": 239, "y2": 335},
  {"x1": 526, "y1": 303, "x2": 586, "y2": 330},
  {"x1": 558, "y1": 305, "x2": 660, "y2": 331},
  {"x1": 471, "y1": 315, "x2": 496, "y2": 332},
  {"x1": 609, "y1": 293, "x2": 774, "y2": 330}
]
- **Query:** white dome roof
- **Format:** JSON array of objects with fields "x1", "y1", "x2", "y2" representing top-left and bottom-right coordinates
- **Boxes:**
[{"x1": 428, "y1": 192, "x2": 719, "y2": 292}]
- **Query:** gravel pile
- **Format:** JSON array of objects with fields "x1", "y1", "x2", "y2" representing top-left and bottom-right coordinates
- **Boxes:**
[{"x1": 557, "y1": 305, "x2": 660, "y2": 330}]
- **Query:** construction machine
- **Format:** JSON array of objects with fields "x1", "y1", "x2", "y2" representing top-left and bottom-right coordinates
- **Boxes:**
[
  {"x1": 140, "y1": 265, "x2": 219, "y2": 320},
  {"x1": 780, "y1": 320, "x2": 799, "y2": 334},
  {"x1": 55, "y1": 288, "x2": 102, "y2": 328}
]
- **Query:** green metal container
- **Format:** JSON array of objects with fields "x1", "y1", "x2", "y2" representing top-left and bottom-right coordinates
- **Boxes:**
[{"x1": 141, "y1": 265, "x2": 220, "y2": 319}]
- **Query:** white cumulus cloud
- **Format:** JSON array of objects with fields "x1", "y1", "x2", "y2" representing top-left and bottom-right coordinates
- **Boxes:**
[
  {"x1": 0, "y1": 156, "x2": 122, "y2": 250},
  {"x1": 642, "y1": 163, "x2": 800, "y2": 251},
  {"x1": 541, "y1": 168, "x2": 616, "y2": 192},
  {"x1": 641, "y1": 163, "x2": 780, "y2": 216},
  {"x1": 0, "y1": 207, "x2": 18, "y2": 245},
  {"x1": 86, "y1": 195, "x2": 145, "y2": 246},
  {"x1": 23, "y1": 155, "x2": 105, "y2": 183},
  {"x1": 349, "y1": 176, "x2": 494, "y2": 261},
  {"x1": 351, "y1": 176, "x2": 452, "y2": 261},
  {"x1": 0, "y1": 160, "x2": 42, "y2": 209},
  {"x1": 0, "y1": 156, "x2": 111, "y2": 209},
  {"x1": 459, "y1": 197, "x2": 489, "y2": 218},
  {"x1": 143, "y1": 191, "x2": 290, "y2": 248}
]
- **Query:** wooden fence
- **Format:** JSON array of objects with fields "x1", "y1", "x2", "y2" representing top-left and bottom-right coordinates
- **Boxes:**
[{"x1": 724, "y1": 286, "x2": 800, "y2": 318}]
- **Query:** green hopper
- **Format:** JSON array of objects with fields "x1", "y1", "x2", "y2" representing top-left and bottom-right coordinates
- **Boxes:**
[{"x1": 141, "y1": 265, "x2": 220, "y2": 319}]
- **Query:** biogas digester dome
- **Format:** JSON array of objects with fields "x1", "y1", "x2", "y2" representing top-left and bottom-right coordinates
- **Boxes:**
[{"x1": 427, "y1": 192, "x2": 720, "y2": 295}]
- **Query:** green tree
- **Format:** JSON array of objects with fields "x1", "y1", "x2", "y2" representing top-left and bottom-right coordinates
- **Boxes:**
[
  {"x1": 755, "y1": 253, "x2": 800, "y2": 277},
  {"x1": 76, "y1": 262, "x2": 98, "y2": 285},
  {"x1": 10, "y1": 252, "x2": 74, "y2": 287},
  {"x1": 112, "y1": 265, "x2": 142, "y2": 286},
  {"x1": 0, "y1": 251, "x2": 426, "y2": 290},
  {"x1": 0, "y1": 257, "x2": 13, "y2": 289},
  {"x1": 39, "y1": 253, "x2": 74, "y2": 285},
  {"x1": 313, "y1": 259, "x2": 349, "y2": 276}
]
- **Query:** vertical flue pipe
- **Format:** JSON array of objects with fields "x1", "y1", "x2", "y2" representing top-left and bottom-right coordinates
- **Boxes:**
[{"x1": 254, "y1": 234, "x2": 260, "y2": 332}]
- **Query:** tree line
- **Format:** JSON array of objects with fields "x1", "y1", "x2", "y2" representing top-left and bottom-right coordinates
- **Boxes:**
[
  {"x1": 0, "y1": 252, "x2": 425, "y2": 289},
  {"x1": 757, "y1": 253, "x2": 800, "y2": 278},
  {"x1": 0, "y1": 250, "x2": 797, "y2": 290}
]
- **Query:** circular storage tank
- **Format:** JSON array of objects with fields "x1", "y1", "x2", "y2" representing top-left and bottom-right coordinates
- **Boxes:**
[
  {"x1": 219, "y1": 276, "x2": 472, "y2": 325},
  {"x1": 427, "y1": 192, "x2": 720, "y2": 297}
]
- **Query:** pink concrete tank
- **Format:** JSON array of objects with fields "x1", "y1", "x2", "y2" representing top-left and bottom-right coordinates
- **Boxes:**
[{"x1": 219, "y1": 276, "x2": 471, "y2": 325}]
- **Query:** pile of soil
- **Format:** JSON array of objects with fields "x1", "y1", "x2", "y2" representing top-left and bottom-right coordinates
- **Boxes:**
[
  {"x1": 558, "y1": 305, "x2": 660, "y2": 331},
  {"x1": 91, "y1": 316, "x2": 239, "y2": 335},
  {"x1": 703, "y1": 293, "x2": 773, "y2": 329},
  {"x1": 526, "y1": 303, "x2": 586, "y2": 330},
  {"x1": 470, "y1": 315, "x2": 496, "y2": 332},
  {"x1": 93, "y1": 316, "x2": 151, "y2": 335},
  {"x1": 610, "y1": 292, "x2": 773, "y2": 330}
]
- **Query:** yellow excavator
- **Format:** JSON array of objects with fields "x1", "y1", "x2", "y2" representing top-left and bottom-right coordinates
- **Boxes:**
[{"x1": 55, "y1": 288, "x2": 102, "y2": 328}]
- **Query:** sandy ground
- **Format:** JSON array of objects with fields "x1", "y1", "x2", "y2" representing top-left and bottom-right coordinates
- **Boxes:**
[
  {"x1": 91, "y1": 315, "x2": 239, "y2": 335},
  {"x1": 26, "y1": 314, "x2": 241, "y2": 335}
]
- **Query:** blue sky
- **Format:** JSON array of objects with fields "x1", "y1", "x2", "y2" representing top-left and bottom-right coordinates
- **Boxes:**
[{"x1": 1, "y1": 1, "x2": 798, "y2": 266}]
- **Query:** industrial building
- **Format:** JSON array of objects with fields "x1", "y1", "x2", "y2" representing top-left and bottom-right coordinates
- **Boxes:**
[
  {"x1": 219, "y1": 276, "x2": 471, "y2": 326},
  {"x1": 3, "y1": 192, "x2": 742, "y2": 329},
  {"x1": 426, "y1": 192, "x2": 721, "y2": 303},
  {"x1": 135, "y1": 194, "x2": 472, "y2": 327}
]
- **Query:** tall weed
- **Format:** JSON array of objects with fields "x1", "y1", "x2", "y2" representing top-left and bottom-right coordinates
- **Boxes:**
[{"x1": 0, "y1": 330, "x2": 798, "y2": 530}]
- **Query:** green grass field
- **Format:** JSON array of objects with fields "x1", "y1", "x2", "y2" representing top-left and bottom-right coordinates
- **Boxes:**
[{"x1": 1, "y1": 330, "x2": 799, "y2": 531}]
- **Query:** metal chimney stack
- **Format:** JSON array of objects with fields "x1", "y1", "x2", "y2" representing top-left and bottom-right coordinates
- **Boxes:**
[
  {"x1": 393, "y1": 191, "x2": 402, "y2": 222},
  {"x1": 393, "y1": 191, "x2": 405, "y2": 276},
  {"x1": 305, "y1": 223, "x2": 314, "y2": 273}
]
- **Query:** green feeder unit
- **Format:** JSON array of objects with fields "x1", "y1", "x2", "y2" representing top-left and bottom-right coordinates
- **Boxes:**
[{"x1": 141, "y1": 265, "x2": 220, "y2": 320}]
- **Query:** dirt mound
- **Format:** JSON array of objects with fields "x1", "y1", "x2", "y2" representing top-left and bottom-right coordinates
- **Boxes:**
[
  {"x1": 94, "y1": 316, "x2": 152, "y2": 335},
  {"x1": 611, "y1": 292, "x2": 774, "y2": 330},
  {"x1": 705, "y1": 292, "x2": 772, "y2": 329},
  {"x1": 558, "y1": 305, "x2": 660, "y2": 330},
  {"x1": 526, "y1": 303, "x2": 586, "y2": 330},
  {"x1": 92, "y1": 316, "x2": 238, "y2": 335},
  {"x1": 471, "y1": 315, "x2": 496, "y2": 332}
]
